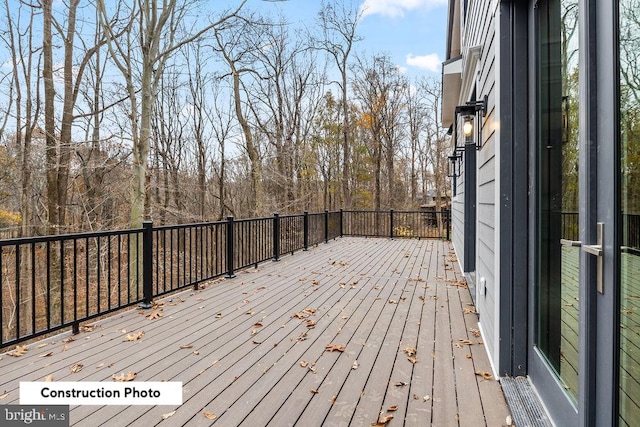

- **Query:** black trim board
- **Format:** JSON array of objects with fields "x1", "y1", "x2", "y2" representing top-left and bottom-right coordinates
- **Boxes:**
[{"x1": 498, "y1": 0, "x2": 529, "y2": 377}]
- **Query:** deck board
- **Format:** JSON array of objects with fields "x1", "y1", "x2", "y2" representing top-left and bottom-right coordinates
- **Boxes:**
[{"x1": 0, "y1": 237, "x2": 511, "y2": 426}]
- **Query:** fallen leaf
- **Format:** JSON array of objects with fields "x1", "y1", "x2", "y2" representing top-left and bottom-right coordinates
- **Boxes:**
[
  {"x1": 39, "y1": 352, "x2": 54, "y2": 358},
  {"x1": 418, "y1": 295, "x2": 425, "y2": 301},
  {"x1": 193, "y1": 351, "x2": 200, "y2": 355},
  {"x1": 303, "y1": 307, "x2": 317, "y2": 315},
  {"x1": 459, "y1": 339, "x2": 473, "y2": 345},
  {"x1": 466, "y1": 354, "x2": 473, "y2": 359},
  {"x1": 387, "y1": 405, "x2": 398, "y2": 411},
  {"x1": 96, "y1": 363, "x2": 105, "y2": 368},
  {"x1": 215, "y1": 313, "x2": 222, "y2": 319},
  {"x1": 203, "y1": 411, "x2": 217, "y2": 420},
  {"x1": 44, "y1": 375, "x2": 53, "y2": 382},
  {"x1": 252, "y1": 340, "x2": 261, "y2": 345},
  {"x1": 62, "y1": 337, "x2": 75, "y2": 343},
  {"x1": 82, "y1": 324, "x2": 96, "y2": 332},
  {"x1": 306, "y1": 320, "x2": 316, "y2": 329},
  {"x1": 310, "y1": 389, "x2": 319, "y2": 394},
  {"x1": 70, "y1": 363, "x2": 83, "y2": 373},
  {"x1": 475, "y1": 371, "x2": 493, "y2": 380},
  {"x1": 113, "y1": 371, "x2": 136, "y2": 382},
  {"x1": 62, "y1": 345, "x2": 69, "y2": 352},
  {"x1": 331, "y1": 395, "x2": 336, "y2": 404},
  {"x1": 0, "y1": 392, "x2": 8, "y2": 399},
  {"x1": 403, "y1": 347, "x2": 417, "y2": 357},
  {"x1": 407, "y1": 356, "x2": 417, "y2": 364},
  {"x1": 292, "y1": 312, "x2": 305, "y2": 319},
  {"x1": 162, "y1": 411, "x2": 176, "y2": 420},
  {"x1": 423, "y1": 395, "x2": 431, "y2": 401},
  {"x1": 372, "y1": 413, "x2": 394, "y2": 426},
  {"x1": 388, "y1": 300, "x2": 397, "y2": 304},
  {"x1": 8, "y1": 345, "x2": 28, "y2": 357},
  {"x1": 180, "y1": 344, "x2": 193, "y2": 349},
  {"x1": 352, "y1": 360, "x2": 359, "y2": 370},
  {"x1": 325, "y1": 343, "x2": 346, "y2": 352},
  {"x1": 253, "y1": 322, "x2": 263, "y2": 328},
  {"x1": 463, "y1": 308, "x2": 478, "y2": 314},
  {"x1": 146, "y1": 310, "x2": 163, "y2": 320},
  {"x1": 300, "y1": 360, "x2": 308, "y2": 368},
  {"x1": 394, "y1": 382, "x2": 408, "y2": 387},
  {"x1": 36, "y1": 343, "x2": 49, "y2": 349},
  {"x1": 126, "y1": 331, "x2": 144, "y2": 341}
]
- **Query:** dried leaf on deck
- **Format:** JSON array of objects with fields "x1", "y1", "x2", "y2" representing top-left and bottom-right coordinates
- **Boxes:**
[
  {"x1": 310, "y1": 389, "x2": 319, "y2": 394},
  {"x1": 0, "y1": 392, "x2": 8, "y2": 399},
  {"x1": 215, "y1": 313, "x2": 223, "y2": 319},
  {"x1": 458, "y1": 339, "x2": 474, "y2": 345},
  {"x1": 203, "y1": 411, "x2": 217, "y2": 420},
  {"x1": 388, "y1": 300, "x2": 397, "y2": 304},
  {"x1": 475, "y1": 371, "x2": 493, "y2": 380},
  {"x1": 162, "y1": 411, "x2": 176, "y2": 420},
  {"x1": 311, "y1": 280, "x2": 320, "y2": 286},
  {"x1": 352, "y1": 360, "x2": 359, "y2": 370},
  {"x1": 70, "y1": 363, "x2": 83, "y2": 373},
  {"x1": 325, "y1": 343, "x2": 346, "y2": 352},
  {"x1": 180, "y1": 344, "x2": 193, "y2": 349},
  {"x1": 36, "y1": 343, "x2": 49, "y2": 349},
  {"x1": 403, "y1": 347, "x2": 417, "y2": 357},
  {"x1": 372, "y1": 413, "x2": 394, "y2": 426},
  {"x1": 306, "y1": 320, "x2": 316, "y2": 329},
  {"x1": 96, "y1": 363, "x2": 105, "y2": 368},
  {"x1": 407, "y1": 356, "x2": 418, "y2": 364},
  {"x1": 292, "y1": 312, "x2": 305, "y2": 319},
  {"x1": 466, "y1": 354, "x2": 473, "y2": 359},
  {"x1": 44, "y1": 375, "x2": 53, "y2": 382},
  {"x1": 126, "y1": 331, "x2": 144, "y2": 342},
  {"x1": 387, "y1": 405, "x2": 398, "y2": 411},
  {"x1": 303, "y1": 307, "x2": 316, "y2": 315},
  {"x1": 113, "y1": 371, "x2": 136, "y2": 382},
  {"x1": 62, "y1": 337, "x2": 75, "y2": 343},
  {"x1": 8, "y1": 345, "x2": 28, "y2": 357},
  {"x1": 469, "y1": 328, "x2": 481, "y2": 338},
  {"x1": 253, "y1": 322, "x2": 263, "y2": 328},
  {"x1": 146, "y1": 310, "x2": 163, "y2": 320},
  {"x1": 463, "y1": 308, "x2": 478, "y2": 315},
  {"x1": 300, "y1": 360, "x2": 308, "y2": 368},
  {"x1": 394, "y1": 382, "x2": 408, "y2": 387},
  {"x1": 39, "y1": 352, "x2": 53, "y2": 358}
]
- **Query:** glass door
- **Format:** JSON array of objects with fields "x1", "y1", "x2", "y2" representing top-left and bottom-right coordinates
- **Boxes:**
[
  {"x1": 536, "y1": 0, "x2": 581, "y2": 404},
  {"x1": 619, "y1": 1, "x2": 640, "y2": 424}
]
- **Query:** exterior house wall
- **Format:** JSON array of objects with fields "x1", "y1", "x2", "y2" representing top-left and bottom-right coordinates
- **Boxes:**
[{"x1": 455, "y1": 0, "x2": 500, "y2": 371}]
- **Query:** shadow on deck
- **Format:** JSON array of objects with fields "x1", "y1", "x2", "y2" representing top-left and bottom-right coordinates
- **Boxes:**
[{"x1": 0, "y1": 238, "x2": 510, "y2": 426}]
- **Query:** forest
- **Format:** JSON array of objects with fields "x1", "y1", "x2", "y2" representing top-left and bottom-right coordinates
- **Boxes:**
[{"x1": 0, "y1": 0, "x2": 449, "y2": 238}]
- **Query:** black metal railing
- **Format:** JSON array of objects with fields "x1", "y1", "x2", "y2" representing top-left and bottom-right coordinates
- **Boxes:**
[{"x1": 0, "y1": 209, "x2": 450, "y2": 348}]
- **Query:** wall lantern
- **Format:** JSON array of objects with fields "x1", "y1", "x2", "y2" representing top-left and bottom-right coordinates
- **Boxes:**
[
  {"x1": 448, "y1": 152, "x2": 462, "y2": 196},
  {"x1": 454, "y1": 95, "x2": 487, "y2": 151}
]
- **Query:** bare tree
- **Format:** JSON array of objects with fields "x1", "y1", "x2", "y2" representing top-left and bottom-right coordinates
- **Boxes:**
[
  {"x1": 317, "y1": 0, "x2": 362, "y2": 209},
  {"x1": 98, "y1": 0, "x2": 247, "y2": 227}
]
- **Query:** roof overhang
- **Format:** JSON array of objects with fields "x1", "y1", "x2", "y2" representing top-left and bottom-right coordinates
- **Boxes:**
[{"x1": 441, "y1": 55, "x2": 462, "y2": 128}]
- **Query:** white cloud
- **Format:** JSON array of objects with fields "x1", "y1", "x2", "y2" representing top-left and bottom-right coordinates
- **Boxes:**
[
  {"x1": 396, "y1": 65, "x2": 408, "y2": 74},
  {"x1": 360, "y1": 0, "x2": 446, "y2": 18},
  {"x1": 406, "y1": 53, "x2": 441, "y2": 72}
]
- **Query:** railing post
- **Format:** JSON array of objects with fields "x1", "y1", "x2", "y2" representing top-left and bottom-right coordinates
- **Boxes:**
[
  {"x1": 273, "y1": 213, "x2": 281, "y2": 261},
  {"x1": 140, "y1": 221, "x2": 153, "y2": 309},
  {"x1": 324, "y1": 210, "x2": 329, "y2": 243},
  {"x1": 390, "y1": 209, "x2": 394, "y2": 239},
  {"x1": 303, "y1": 212, "x2": 309, "y2": 251},
  {"x1": 339, "y1": 209, "x2": 344, "y2": 237},
  {"x1": 225, "y1": 216, "x2": 236, "y2": 278},
  {"x1": 446, "y1": 209, "x2": 451, "y2": 240}
]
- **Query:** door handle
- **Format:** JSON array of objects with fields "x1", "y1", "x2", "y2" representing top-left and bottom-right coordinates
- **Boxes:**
[
  {"x1": 582, "y1": 222, "x2": 604, "y2": 294},
  {"x1": 560, "y1": 239, "x2": 582, "y2": 247}
]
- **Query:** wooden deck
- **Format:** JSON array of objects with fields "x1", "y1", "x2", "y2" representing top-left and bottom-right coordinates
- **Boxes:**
[{"x1": 0, "y1": 238, "x2": 511, "y2": 426}]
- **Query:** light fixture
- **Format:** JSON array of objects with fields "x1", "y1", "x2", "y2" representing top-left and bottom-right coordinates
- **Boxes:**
[
  {"x1": 454, "y1": 95, "x2": 487, "y2": 151},
  {"x1": 448, "y1": 152, "x2": 462, "y2": 196}
]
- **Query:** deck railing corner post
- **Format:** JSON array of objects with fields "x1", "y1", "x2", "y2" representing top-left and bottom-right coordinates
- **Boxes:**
[
  {"x1": 225, "y1": 216, "x2": 236, "y2": 278},
  {"x1": 339, "y1": 209, "x2": 344, "y2": 237},
  {"x1": 390, "y1": 209, "x2": 394, "y2": 239},
  {"x1": 303, "y1": 211, "x2": 309, "y2": 251},
  {"x1": 324, "y1": 210, "x2": 329, "y2": 243},
  {"x1": 140, "y1": 220, "x2": 154, "y2": 309},
  {"x1": 273, "y1": 213, "x2": 281, "y2": 261}
]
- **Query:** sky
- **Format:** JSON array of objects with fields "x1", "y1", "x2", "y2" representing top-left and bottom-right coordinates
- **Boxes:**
[{"x1": 250, "y1": 0, "x2": 448, "y2": 80}]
